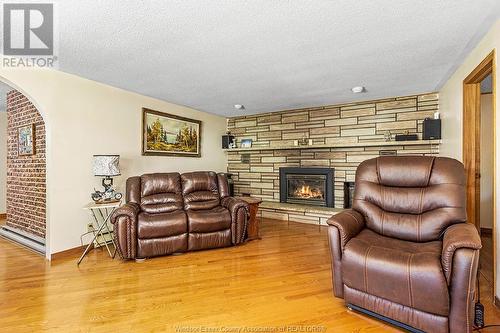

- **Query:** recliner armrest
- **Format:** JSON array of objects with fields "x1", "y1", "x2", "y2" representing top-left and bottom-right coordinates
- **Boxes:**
[
  {"x1": 221, "y1": 197, "x2": 249, "y2": 217},
  {"x1": 326, "y1": 209, "x2": 365, "y2": 249},
  {"x1": 111, "y1": 202, "x2": 140, "y2": 223},
  {"x1": 221, "y1": 197, "x2": 249, "y2": 244},
  {"x1": 111, "y1": 202, "x2": 141, "y2": 259},
  {"x1": 441, "y1": 223, "x2": 481, "y2": 282}
]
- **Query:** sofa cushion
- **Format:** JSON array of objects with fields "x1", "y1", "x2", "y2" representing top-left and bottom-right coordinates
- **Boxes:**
[
  {"x1": 183, "y1": 191, "x2": 220, "y2": 210},
  {"x1": 138, "y1": 210, "x2": 187, "y2": 239},
  {"x1": 138, "y1": 234, "x2": 188, "y2": 258},
  {"x1": 353, "y1": 157, "x2": 466, "y2": 242},
  {"x1": 141, "y1": 173, "x2": 182, "y2": 197},
  {"x1": 187, "y1": 206, "x2": 231, "y2": 233},
  {"x1": 141, "y1": 193, "x2": 184, "y2": 214},
  {"x1": 181, "y1": 171, "x2": 220, "y2": 210},
  {"x1": 188, "y1": 229, "x2": 231, "y2": 251},
  {"x1": 140, "y1": 173, "x2": 183, "y2": 213},
  {"x1": 342, "y1": 229, "x2": 449, "y2": 316}
]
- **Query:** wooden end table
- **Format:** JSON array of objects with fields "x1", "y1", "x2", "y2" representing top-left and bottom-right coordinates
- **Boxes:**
[{"x1": 236, "y1": 196, "x2": 263, "y2": 241}]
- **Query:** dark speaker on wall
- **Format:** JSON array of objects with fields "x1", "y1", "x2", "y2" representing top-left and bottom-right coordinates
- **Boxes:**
[
  {"x1": 423, "y1": 118, "x2": 441, "y2": 140},
  {"x1": 222, "y1": 134, "x2": 235, "y2": 149}
]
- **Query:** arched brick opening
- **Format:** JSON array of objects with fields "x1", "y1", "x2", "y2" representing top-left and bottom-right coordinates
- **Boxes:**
[{"x1": 4, "y1": 90, "x2": 46, "y2": 241}]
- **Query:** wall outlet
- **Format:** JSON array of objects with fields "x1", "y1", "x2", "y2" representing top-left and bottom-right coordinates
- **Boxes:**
[{"x1": 87, "y1": 223, "x2": 94, "y2": 232}]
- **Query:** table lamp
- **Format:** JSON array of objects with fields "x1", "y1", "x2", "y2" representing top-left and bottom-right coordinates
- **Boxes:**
[{"x1": 92, "y1": 155, "x2": 122, "y2": 203}]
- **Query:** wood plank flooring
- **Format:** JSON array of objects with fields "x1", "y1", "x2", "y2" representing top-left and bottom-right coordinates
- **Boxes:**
[{"x1": 0, "y1": 218, "x2": 499, "y2": 332}]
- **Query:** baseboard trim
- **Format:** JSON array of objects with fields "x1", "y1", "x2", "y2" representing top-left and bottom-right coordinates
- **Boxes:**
[
  {"x1": 0, "y1": 226, "x2": 45, "y2": 254},
  {"x1": 481, "y1": 227, "x2": 493, "y2": 235},
  {"x1": 51, "y1": 244, "x2": 90, "y2": 261}
]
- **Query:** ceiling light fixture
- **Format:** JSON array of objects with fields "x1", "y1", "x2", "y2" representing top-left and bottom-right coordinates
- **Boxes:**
[
  {"x1": 351, "y1": 86, "x2": 365, "y2": 93},
  {"x1": 234, "y1": 104, "x2": 245, "y2": 110}
]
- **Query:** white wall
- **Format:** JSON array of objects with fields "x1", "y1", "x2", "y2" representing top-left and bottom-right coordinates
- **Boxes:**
[
  {"x1": 0, "y1": 69, "x2": 228, "y2": 256},
  {"x1": 480, "y1": 94, "x2": 494, "y2": 229},
  {"x1": 0, "y1": 112, "x2": 6, "y2": 214},
  {"x1": 439, "y1": 20, "x2": 499, "y2": 160},
  {"x1": 439, "y1": 19, "x2": 499, "y2": 297}
]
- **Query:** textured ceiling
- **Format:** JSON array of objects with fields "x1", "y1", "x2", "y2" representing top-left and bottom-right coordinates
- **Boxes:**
[{"x1": 51, "y1": 1, "x2": 500, "y2": 116}]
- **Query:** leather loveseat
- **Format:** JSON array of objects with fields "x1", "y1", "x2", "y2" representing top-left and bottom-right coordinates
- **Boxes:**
[
  {"x1": 327, "y1": 156, "x2": 481, "y2": 333},
  {"x1": 111, "y1": 171, "x2": 249, "y2": 259}
]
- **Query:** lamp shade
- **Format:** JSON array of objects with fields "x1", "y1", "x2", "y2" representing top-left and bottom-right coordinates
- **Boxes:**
[{"x1": 93, "y1": 155, "x2": 120, "y2": 177}]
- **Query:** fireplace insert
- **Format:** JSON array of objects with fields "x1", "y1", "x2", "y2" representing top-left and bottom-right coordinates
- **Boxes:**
[{"x1": 279, "y1": 167, "x2": 334, "y2": 207}]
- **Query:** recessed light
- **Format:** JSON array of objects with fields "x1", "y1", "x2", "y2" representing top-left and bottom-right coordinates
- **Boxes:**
[
  {"x1": 351, "y1": 86, "x2": 365, "y2": 93},
  {"x1": 234, "y1": 104, "x2": 245, "y2": 110}
]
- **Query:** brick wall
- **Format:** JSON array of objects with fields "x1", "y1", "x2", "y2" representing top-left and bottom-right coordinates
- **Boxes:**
[
  {"x1": 6, "y1": 90, "x2": 46, "y2": 238},
  {"x1": 227, "y1": 93, "x2": 440, "y2": 208}
]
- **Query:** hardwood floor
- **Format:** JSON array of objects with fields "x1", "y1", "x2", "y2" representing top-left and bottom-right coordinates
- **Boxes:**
[
  {"x1": 479, "y1": 233, "x2": 500, "y2": 331},
  {"x1": 480, "y1": 233, "x2": 494, "y2": 288},
  {"x1": 0, "y1": 219, "x2": 499, "y2": 332}
]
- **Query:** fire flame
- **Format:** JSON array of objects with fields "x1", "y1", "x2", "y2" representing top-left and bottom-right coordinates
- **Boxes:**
[
  {"x1": 300, "y1": 185, "x2": 311, "y2": 195},
  {"x1": 294, "y1": 185, "x2": 323, "y2": 199}
]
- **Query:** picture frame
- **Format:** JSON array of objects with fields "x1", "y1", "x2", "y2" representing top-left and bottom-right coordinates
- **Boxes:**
[
  {"x1": 240, "y1": 138, "x2": 253, "y2": 148},
  {"x1": 18, "y1": 124, "x2": 35, "y2": 156},
  {"x1": 142, "y1": 108, "x2": 202, "y2": 157}
]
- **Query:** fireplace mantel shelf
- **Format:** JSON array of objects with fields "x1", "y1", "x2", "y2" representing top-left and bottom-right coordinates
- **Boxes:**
[
  {"x1": 260, "y1": 201, "x2": 342, "y2": 215},
  {"x1": 223, "y1": 139, "x2": 441, "y2": 152}
]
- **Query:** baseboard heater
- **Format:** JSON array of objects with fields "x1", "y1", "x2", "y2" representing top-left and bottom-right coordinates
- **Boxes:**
[
  {"x1": 347, "y1": 304, "x2": 425, "y2": 333},
  {"x1": 0, "y1": 225, "x2": 45, "y2": 254}
]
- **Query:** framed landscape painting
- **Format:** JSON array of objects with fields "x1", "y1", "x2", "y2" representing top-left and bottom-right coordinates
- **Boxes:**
[
  {"x1": 142, "y1": 108, "x2": 202, "y2": 157},
  {"x1": 18, "y1": 124, "x2": 35, "y2": 156}
]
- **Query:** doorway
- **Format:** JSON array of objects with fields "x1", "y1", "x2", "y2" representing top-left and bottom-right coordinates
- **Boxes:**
[
  {"x1": 463, "y1": 50, "x2": 496, "y2": 297},
  {"x1": 0, "y1": 82, "x2": 47, "y2": 254},
  {"x1": 0, "y1": 84, "x2": 8, "y2": 225}
]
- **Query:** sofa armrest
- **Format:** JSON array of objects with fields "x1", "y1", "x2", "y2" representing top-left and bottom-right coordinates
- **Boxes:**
[
  {"x1": 111, "y1": 203, "x2": 140, "y2": 259},
  {"x1": 326, "y1": 209, "x2": 364, "y2": 298},
  {"x1": 221, "y1": 197, "x2": 249, "y2": 245},
  {"x1": 326, "y1": 209, "x2": 365, "y2": 250},
  {"x1": 441, "y1": 223, "x2": 481, "y2": 283}
]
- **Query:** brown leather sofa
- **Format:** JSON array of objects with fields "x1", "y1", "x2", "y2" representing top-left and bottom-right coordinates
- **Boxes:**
[
  {"x1": 327, "y1": 156, "x2": 481, "y2": 333},
  {"x1": 111, "y1": 171, "x2": 249, "y2": 259}
]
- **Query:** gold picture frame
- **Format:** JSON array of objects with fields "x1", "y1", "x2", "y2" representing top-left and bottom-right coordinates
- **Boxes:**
[{"x1": 142, "y1": 108, "x2": 202, "y2": 157}]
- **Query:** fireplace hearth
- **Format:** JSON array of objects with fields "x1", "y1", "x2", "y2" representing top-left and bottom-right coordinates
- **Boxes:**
[{"x1": 279, "y1": 167, "x2": 334, "y2": 207}]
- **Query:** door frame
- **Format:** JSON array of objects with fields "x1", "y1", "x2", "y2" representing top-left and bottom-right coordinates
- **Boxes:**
[{"x1": 463, "y1": 49, "x2": 496, "y2": 296}]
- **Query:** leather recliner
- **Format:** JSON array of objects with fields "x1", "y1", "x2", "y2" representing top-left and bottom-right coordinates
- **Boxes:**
[
  {"x1": 327, "y1": 156, "x2": 481, "y2": 333},
  {"x1": 111, "y1": 171, "x2": 249, "y2": 259}
]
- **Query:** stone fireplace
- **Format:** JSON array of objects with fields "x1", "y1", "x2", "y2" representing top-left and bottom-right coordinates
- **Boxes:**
[
  {"x1": 226, "y1": 92, "x2": 440, "y2": 225},
  {"x1": 279, "y1": 167, "x2": 334, "y2": 207}
]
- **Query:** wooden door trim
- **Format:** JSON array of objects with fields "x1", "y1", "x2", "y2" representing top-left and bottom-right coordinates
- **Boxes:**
[
  {"x1": 463, "y1": 83, "x2": 481, "y2": 228},
  {"x1": 463, "y1": 49, "x2": 496, "y2": 297},
  {"x1": 465, "y1": 51, "x2": 495, "y2": 83}
]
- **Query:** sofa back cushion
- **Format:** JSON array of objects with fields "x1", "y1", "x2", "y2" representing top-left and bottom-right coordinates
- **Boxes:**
[
  {"x1": 217, "y1": 173, "x2": 230, "y2": 199},
  {"x1": 181, "y1": 171, "x2": 220, "y2": 210},
  {"x1": 353, "y1": 156, "x2": 466, "y2": 242},
  {"x1": 138, "y1": 173, "x2": 183, "y2": 214},
  {"x1": 126, "y1": 176, "x2": 141, "y2": 204}
]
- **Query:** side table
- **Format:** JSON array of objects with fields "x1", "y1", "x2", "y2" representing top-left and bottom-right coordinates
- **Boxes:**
[
  {"x1": 236, "y1": 196, "x2": 263, "y2": 241},
  {"x1": 77, "y1": 201, "x2": 121, "y2": 265}
]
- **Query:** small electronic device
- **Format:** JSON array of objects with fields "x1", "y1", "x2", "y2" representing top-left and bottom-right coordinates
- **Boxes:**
[{"x1": 395, "y1": 133, "x2": 418, "y2": 141}]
